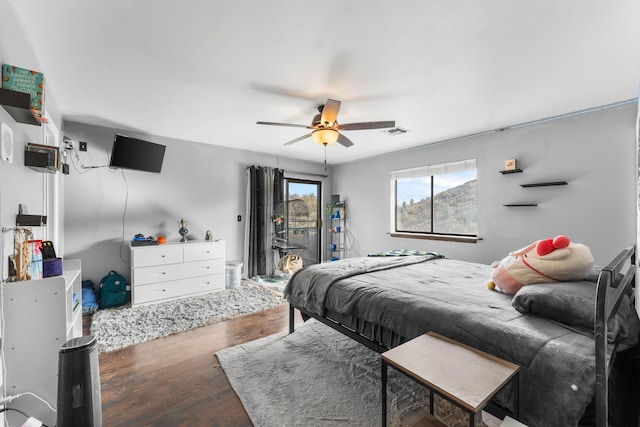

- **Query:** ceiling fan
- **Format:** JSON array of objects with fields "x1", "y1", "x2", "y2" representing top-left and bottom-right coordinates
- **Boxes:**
[{"x1": 256, "y1": 99, "x2": 395, "y2": 147}]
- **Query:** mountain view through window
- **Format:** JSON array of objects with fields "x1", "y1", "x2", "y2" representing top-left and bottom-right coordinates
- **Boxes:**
[{"x1": 395, "y1": 169, "x2": 477, "y2": 235}]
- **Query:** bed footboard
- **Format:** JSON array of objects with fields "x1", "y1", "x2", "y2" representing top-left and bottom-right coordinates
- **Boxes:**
[{"x1": 594, "y1": 245, "x2": 636, "y2": 427}]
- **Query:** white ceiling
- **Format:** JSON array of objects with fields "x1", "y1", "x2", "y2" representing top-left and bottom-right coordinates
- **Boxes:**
[{"x1": 7, "y1": 1, "x2": 640, "y2": 165}]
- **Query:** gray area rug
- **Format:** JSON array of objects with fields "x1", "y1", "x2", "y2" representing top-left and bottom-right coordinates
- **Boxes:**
[
  {"x1": 217, "y1": 319, "x2": 480, "y2": 427},
  {"x1": 90, "y1": 281, "x2": 285, "y2": 353}
]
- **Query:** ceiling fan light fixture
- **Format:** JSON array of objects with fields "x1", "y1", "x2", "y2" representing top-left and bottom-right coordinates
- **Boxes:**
[
  {"x1": 257, "y1": 98, "x2": 394, "y2": 147},
  {"x1": 311, "y1": 128, "x2": 339, "y2": 145}
]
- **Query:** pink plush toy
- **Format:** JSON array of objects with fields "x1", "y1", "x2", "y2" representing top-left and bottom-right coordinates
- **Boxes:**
[{"x1": 488, "y1": 235, "x2": 594, "y2": 295}]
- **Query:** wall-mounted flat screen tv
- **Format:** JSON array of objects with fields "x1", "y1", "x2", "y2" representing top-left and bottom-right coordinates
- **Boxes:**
[{"x1": 109, "y1": 134, "x2": 166, "y2": 173}]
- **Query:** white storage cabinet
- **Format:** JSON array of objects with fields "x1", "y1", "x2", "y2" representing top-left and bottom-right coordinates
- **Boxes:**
[
  {"x1": 2, "y1": 259, "x2": 82, "y2": 427},
  {"x1": 130, "y1": 241, "x2": 225, "y2": 307}
]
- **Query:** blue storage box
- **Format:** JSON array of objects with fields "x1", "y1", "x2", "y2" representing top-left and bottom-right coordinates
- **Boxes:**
[{"x1": 43, "y1": 257, "x2": 63, "y2": 277}]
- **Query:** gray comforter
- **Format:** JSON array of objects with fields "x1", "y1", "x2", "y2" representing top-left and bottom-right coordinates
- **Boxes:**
[{"x1": 284, "y1": 255, "x2": 611, "y2": 427}]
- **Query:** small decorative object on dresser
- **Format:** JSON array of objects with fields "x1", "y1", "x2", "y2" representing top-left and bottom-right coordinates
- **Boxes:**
[
  {"x1": 205, "y1": 230, "x2": 213, "y2": 241},
  {"x1": 178, "y1": 217, "x2": 189, "y2": 242}
]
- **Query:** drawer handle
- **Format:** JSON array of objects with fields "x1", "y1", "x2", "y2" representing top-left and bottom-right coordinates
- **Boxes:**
[
  {"x1": 155, "y1": 289, "x2": 167, "y2": 293},
  {"x1": 154, "y1": 272, "x2": 167, "y2": 276},
  {"x1": 154, "y1": 255, "x2": 166, "y2": 258}
]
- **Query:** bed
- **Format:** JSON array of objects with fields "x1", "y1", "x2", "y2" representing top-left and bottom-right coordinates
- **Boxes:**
[{"x1": 283, "y1": 246, "x2": 639, "y2": 427}]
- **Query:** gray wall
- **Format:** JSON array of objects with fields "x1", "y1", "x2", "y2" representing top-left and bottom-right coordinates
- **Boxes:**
[
  {"x1": 62, "y1": 121, "x2": 329, "y2": 284},
  {"x1": 331, "y1": 103, "x2": 637, "y2": 266}
]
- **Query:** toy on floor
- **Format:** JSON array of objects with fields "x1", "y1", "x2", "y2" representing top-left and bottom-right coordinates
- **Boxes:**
[
  {"x1": 278, "y1": 254, "x2": 303, "y2": 275},
  {"x1": 488, "y1": 235, "x2": 594, "y2": 295}
]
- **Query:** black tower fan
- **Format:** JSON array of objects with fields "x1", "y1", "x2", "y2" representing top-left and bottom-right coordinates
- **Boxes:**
[{"x1": 57, "y1": 335, "x2": 102, "y2": 427}]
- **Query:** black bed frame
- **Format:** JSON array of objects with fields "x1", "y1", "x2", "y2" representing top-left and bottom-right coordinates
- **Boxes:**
[
  {"x1": 594, "y1": 245, "x2": 636, "y2": 427},
  {"x1": 288, "y1": 245, "x2": 637, "y2": 427}
]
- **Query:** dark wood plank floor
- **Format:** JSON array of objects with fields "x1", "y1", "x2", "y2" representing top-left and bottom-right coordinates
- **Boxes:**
[
  {"x1": 85, "y1": 304, "x2": 303, "y2": 426},
  {"x1": 84, "y1": 307, "x2": 640, "y2": 427},
  {"x1": 86, "y1": 307, "x2": 499, "y2": 427}
]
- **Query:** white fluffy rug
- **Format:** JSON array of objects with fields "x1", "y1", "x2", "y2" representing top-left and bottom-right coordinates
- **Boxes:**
[{"x1": 90, "y1": 281, "x2": 285, "y2": 353}]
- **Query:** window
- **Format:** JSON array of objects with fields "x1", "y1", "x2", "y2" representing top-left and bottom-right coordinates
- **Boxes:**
[{"x1": 390, "y1": 159, "x2": 477, "y2": 240}]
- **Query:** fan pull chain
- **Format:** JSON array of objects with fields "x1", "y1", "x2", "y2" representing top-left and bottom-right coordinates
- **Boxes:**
[{"x1": 324, "y1": 144, "x2": 327, "y2": 171}]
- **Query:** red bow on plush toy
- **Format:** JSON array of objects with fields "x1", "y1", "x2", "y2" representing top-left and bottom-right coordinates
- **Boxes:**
[{"x1": 535, "y1": 235, "x2": 570, "y2": 256}]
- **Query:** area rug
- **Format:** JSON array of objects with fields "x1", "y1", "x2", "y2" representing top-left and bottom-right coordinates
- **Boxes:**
[
  {"x1": 217, "y1": 319, "x2": 482, "y2": 427},
  {"x1": 90, "y1": 281, "x2": 285, "y2": 353}
]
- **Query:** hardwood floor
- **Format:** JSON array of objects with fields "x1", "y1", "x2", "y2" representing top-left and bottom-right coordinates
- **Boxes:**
[
  {"x1": 86, "y1": 305, "x2": 303, "y2": 426},
  {"x1": 84, "y1": 307, "x2": 640, "y2": 427},
  {"x1": 87, "y1": 307, "x2": 500, "y2": 427}
]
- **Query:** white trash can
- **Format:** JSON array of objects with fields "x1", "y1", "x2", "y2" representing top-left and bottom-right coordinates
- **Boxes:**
[{"x1": 225, "y1": 260, "x2": 243, "y2": 289}]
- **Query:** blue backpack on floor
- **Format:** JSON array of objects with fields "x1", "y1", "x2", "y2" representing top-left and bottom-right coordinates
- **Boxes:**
[
  {"x1": 82, "y1": 279, "x2": 99, "y2": 314},
  {"x1": 99, "y1": 271, "x2": 129, "y2": 308}
]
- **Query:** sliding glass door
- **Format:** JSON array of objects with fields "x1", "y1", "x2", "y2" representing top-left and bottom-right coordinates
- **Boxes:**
[{"x1": 285, "y1": 178, "x2": 321, "y2": 266}]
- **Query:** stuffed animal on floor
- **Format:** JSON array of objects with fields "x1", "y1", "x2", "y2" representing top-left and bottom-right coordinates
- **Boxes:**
[
  {"x1": 488, "y1": 235, "x2": 594, "y2": 295},
  {"x1": 278, "y1": 254, "x2": 303, "y2": 275}
]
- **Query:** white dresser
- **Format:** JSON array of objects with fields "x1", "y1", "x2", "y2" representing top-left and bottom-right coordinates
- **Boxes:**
[{"x1": 130, "y1": 240, "x2": 225, "y2": 307}]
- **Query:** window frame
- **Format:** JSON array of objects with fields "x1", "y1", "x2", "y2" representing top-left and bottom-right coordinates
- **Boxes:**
[{"x1": 389, "y1": 159, "x2": 479, "y2": 243}]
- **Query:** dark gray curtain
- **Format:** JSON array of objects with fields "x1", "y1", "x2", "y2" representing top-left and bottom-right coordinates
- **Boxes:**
[
  {"x1": 244, "y1": 166, "x2": 285, "y2": 278},
  {"x1": 274, "y1": 168, "x2": 285, "y2": 206}
]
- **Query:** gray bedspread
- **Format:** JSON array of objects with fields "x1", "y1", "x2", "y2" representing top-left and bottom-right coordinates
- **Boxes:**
[{"x1": 284, "y1": 255, "x2": 612, "y2": 427}]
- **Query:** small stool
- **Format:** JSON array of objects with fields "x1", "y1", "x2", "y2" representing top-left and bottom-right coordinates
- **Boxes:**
[{"x1": 381, "y1": 332, "x2": 520, "y2": 427}]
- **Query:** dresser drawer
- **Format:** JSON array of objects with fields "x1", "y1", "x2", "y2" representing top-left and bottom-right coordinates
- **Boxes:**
[
  {"x1": 183, "y1": 274, "x2": 224, "y2": 295},
  {"x1": 134, "y1": 280, "x2": 184, "y2": 305},
  {"x1": 132, "y1": 245, "x2": 183, "y2": 267},
  {"x1": 133, "y1": 263, "x2": 183, "y2": 285},
  {"x1": 184, "y1": 259, "x2": 224, "y2": 279},
  {"x1": 183, "y1": 242, "x2": 224, "y2": 262}
]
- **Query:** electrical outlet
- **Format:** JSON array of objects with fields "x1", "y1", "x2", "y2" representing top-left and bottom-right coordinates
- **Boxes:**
[
  {"x1": 79, "y1": 141, "x2": 87, "y2": 152},
  {"x1": 63, "y1": 137, "x2": 74, "y2": 150}
]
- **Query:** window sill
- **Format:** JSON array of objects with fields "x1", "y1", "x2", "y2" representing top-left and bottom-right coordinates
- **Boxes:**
[{"x1": 388, "y1": 232, "x2": 479, "y2": 244}]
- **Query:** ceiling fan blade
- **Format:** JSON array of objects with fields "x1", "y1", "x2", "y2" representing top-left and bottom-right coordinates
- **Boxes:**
[
  {"x1": 339, "y1": 120, "x2": 396, "y2": 131},
  {"x1": 320, "y1": 99, "x2": 341, "y2": 125},
  {"x1": 250, "y1": 83, "x2": 318, "y2": 101},
  {"x1": 337, "y1": 134, "x2": 354, "y2": 148},
  {"x1": 256, "y1": 121, "x2": 310, "y2": 129},
  {"x1": 284, "y1": 133, "x2": 312, "y2": 145}
]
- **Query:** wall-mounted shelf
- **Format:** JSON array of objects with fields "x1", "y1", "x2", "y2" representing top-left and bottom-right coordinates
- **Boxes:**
[
  {"x1": 16, "y1": 214, "x2": 47, "y2": 226},
  {"x1": 499, "y1": 169, "x2": 523, "y2": 174},
  {"x1": 0, "y1": 87, "x2": 41, "y2": 126},
  {"x1": 24, "y1": 143, "x2": 60, "y2": 173},
  {"x1": 503, "y1": 204, "x2": 538, "y2": 207},
  {"x1": 520, "y1": 181, "x2": 567, "y2": 188}
]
